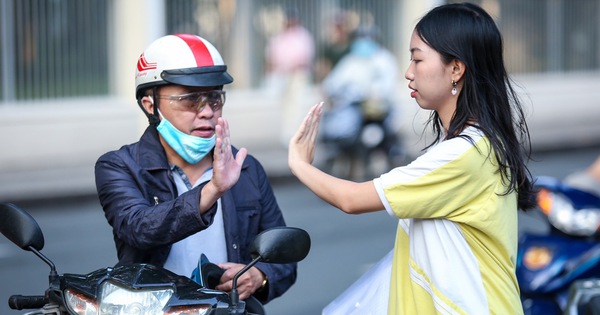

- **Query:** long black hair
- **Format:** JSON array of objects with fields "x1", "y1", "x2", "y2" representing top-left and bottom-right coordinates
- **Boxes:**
[{"x1": 415, "y1": 3, "x2": 536, "y2": 210}]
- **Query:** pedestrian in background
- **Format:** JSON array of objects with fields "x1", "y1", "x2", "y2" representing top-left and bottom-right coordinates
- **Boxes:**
[
  {"x1": 315, "y1": 10, "x2": 352, "y2": 82},
  {"x1": 565, "y1": 155, "x2": 600, "y2": 196},
  {"x1": 289, "y1": 3, "x2": 535, "y2": 314},
  {"x1": 264, "y1": 7, "x2": 315, "y2": 146}
]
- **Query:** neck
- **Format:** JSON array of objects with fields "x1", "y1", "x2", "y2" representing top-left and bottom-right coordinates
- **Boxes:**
[{"x1": 438, "y1": 101, "x2": 457, "y2": 134}]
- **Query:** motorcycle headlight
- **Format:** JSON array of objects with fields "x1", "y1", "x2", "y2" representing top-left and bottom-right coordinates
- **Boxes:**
[
  {"x1": 163, "y1": 305, "x2": 211, "y2": 315},
  {"x1": 98, "y1": 281, "x2": 173, "y2": 315},
  {"x1": 65, "y1": 281, "x2": 212, "y2": 315},
  {"x1": 538, "y1": 189, "x2": 600, "y2": 237}
]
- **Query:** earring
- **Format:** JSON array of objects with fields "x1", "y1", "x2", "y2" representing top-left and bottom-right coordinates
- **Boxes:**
[{"x1": 451, "y1": 80, "x2": 457, "y2": 96}]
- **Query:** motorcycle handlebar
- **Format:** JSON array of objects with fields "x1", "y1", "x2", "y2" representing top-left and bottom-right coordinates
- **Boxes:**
[{"x1": 8, "y1": 295, "x2": 47, "y2": 310}]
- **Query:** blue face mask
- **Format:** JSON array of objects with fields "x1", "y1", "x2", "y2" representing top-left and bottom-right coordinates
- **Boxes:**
[
  {"x1": 351, "y1": 38, "x2": 379, "y2": 58},
  {"x1": 156, "y1": 109, "x2": 216, "y2": 164}
]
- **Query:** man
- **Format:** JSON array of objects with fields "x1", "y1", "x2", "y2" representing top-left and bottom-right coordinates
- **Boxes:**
[{"x1": 94, "y1": 34, "x2": 295, "y2": 305}]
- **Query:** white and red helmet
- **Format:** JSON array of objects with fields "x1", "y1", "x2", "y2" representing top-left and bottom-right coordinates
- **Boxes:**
[{"x1": 134, "y1": 34, "x2": 233, "y2": 98}]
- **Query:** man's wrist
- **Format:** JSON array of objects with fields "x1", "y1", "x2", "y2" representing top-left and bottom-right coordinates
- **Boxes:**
[
  {"x1": 258, "y1": 275, "x2": 268, "y2": 292},
  {"x1": 199, "y1": 181, "x2": 220, "y2": 214}
]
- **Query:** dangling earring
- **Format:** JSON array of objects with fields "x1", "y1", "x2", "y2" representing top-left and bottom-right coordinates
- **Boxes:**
[{"x1": 451, "y1": 80, "x2": 458, "y2": 96}]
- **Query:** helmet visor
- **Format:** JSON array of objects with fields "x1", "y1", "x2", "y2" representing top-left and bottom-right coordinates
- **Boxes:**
[{"x1": 161, "y1": 65, "x2": 233, "y2": 87}]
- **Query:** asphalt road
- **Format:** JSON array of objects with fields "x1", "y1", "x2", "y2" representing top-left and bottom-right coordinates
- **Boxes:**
[{"x1": 0, "y1": 145, "x2": 599, "y2": 315}]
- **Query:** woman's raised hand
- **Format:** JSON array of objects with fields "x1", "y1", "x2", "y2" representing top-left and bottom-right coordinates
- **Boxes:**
[{"x1": 288, "y1": 102, "x2": 323, "y2": 172}]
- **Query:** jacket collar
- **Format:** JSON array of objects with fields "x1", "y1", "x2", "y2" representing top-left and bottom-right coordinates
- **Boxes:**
[{"x1": 138, "y1": 126, "x2": 171, "y2": 171}]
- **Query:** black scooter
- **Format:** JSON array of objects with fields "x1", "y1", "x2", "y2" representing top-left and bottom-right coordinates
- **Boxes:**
[{"x1": 0, "y1": 202, "x2": 311, "y2": 315}]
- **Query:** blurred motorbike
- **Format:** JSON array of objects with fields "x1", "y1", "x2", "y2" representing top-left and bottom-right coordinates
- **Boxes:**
[
  {"x1": 318, "y1": 31, "x2": 405, "y2": 180},
  {"x1": 319, "y1": 99, "x2": 404, "y2": 180},
  {"x1": 0, "y1": 202, "x2": 311, "y2": 315},
  {"x1": 517, "y1": 176, "x2": 600, "y2": 315}
]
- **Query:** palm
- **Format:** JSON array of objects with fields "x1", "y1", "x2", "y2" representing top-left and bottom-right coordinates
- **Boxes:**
[
  {"x1": 289, "y1": 103, "x2": 323, "y2": 166},
  {"x1": 213, "y1": 118, "x2": 247, "y2": 193}
]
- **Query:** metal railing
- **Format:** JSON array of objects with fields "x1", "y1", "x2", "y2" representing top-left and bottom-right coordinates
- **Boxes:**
[
  {"x1": 1, "y1": 0, "x2": 598, "y2": 102},
  {"x1": 0, "y1": 0, "x2": 109, "y2": 101}
]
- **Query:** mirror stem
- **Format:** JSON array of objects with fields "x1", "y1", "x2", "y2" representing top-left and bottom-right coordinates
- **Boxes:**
[
  {"x1": 230, "y1": 255, "x2": 262, "y2": 308},
  {"x1": 29, "y1": 246, "x2": 59, "y2": 284}
]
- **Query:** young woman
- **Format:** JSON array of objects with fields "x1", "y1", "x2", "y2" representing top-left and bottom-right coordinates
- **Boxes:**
[{"x1": 289, "y1": 3, "x2": 535, "y2": 314}]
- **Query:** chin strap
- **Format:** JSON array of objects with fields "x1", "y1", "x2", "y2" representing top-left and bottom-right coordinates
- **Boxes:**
[
  {"x1": 137, "y1": 87, "x2": 161, "y2": 127},
  {"x1": 148, "y1": 109, "x2": 160, "y2": 127}
]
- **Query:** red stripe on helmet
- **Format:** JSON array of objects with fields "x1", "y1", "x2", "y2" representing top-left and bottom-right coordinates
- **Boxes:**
[
  {"x1": 175, "y1": 34, "x2": 215, "y2": 67},
  {"x1": 137, "y1": 53, "x2": 157, "y2": 71}
]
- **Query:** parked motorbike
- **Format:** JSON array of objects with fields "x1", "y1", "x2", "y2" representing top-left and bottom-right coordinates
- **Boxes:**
[
  {"x1": 0, "y1": 202, "x2": 311, "y2": 315},
  {"x1": 517, "y1": 176, "x2": 600, "y2": 314}
]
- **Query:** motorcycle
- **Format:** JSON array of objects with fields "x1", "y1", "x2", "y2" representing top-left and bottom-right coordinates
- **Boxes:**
[
  {"x1": 319, "y1": 99, "x2": 405, "y2": 181},
  {"x1": 318, "y1": 41, "x2": 405, "y2": 181},
  {"x1": 0, "y1": 202, "x2": 311, "y2": 315},
  {"x1": 517, "y1": 176, "x2": 600, "y2": 314}
]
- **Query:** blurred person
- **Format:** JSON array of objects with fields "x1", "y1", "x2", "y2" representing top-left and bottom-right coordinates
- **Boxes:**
[
  {"x1": 565, "y1": 155, "x2": 600, "y2": 196},
  {"x1": 94, "y1": 34, "x2": 296, "y2": 307},
  {"x1": 314, "y1": 10, "x2": 352, "y2": 82},
  {"x1": 264, "y1": 7, "x2": 315, "y2": 146},
  {"x1": 319, "y1": 25, "x2": 402, "y2": 180},
  {"x1": 290, "y1": 3, "x2": 535, "y2": 314}
]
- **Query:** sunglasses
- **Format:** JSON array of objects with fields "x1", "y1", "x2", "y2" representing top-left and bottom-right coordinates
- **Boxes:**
[{"x1": 157, "y1": 90, "x2": 226, "y2": 113}]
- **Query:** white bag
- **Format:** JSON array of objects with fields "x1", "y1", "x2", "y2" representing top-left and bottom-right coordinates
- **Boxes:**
[{"x1": 322, "y1": 249, "x2": 393, "y2": 315}]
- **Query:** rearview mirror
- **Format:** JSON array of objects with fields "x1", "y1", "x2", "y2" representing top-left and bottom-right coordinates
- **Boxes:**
[
  {"x1": 0, "y1": 203, "x2": 45, "y2": 251},
  {"x1": 230, "y1": 226, "x2": 311, "y2": 308},
  {"x1": 250, "y1": 226, "x2": 311, "y2": 264}
]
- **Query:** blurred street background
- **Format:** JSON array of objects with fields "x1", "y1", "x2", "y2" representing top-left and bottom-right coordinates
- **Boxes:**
[{"x1": 1, "y1": 0, "x2": 599, "y2": 314}]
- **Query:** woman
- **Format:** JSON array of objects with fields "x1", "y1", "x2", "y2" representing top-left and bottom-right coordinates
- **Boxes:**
[{"x1": 289, "y1": 3, "x2": 535, "y2": 314}]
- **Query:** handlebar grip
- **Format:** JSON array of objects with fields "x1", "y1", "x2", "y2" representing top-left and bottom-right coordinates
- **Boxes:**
[{"x1": 8, "y1": 295, "x2": 47, "y2": 310}]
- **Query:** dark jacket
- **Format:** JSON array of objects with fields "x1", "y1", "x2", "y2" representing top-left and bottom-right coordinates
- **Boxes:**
[{"x1": 94, "y1": 126, "x2": 295, "y2": 303}]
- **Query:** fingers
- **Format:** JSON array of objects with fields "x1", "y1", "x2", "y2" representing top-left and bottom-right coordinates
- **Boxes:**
[
  {"x1": 216, "y1": 117, "x2": 229, "y2": 153},
  {"x1": 216, "y1": 263, "x2": 263, "y2": 289},
  {"x1": 214, "y1": 120, "x2": 224, "y2": 159},
  {"x1": 236, "y1": 147, "x2": 248, "y2": 165},
  {"x1": 220, "y1": 117, "x2": 231, "y2": 147},
  {"x1": 295, "y1": 102, "x2": 323, "y2": 142},
  {"x1": 214, "y1": 263, "x2": 256, "y2": 299},
  {"x1": 215, "y1": 117, "x2": 247, "y2": 166},
  {"x1": 218, "y1": 262, "x2": 236, "y2": 270},
  {"x1": 214, "y1": 118, "x2": 235, "y2": 163},
  {"x1": 306, "y1": 102, "x2": 323, "y2": 143}
]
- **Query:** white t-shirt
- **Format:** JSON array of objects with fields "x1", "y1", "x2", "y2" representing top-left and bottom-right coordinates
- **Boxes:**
[{"x1": 163, "y1": 167, "x2": 228, "y2": 277}]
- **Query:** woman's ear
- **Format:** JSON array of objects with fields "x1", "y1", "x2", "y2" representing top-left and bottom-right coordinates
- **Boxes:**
[{"x1": 452, "y1": 59, "x2": 466, "y2": 82}]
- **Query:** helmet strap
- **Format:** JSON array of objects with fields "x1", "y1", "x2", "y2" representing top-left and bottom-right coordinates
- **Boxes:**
[
  {"x1": 137, "y1": 87, "x2": 161, "y2": 126},
  {"x1": 150, "y1": 87, "x2": 161, "y2": 126}
]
